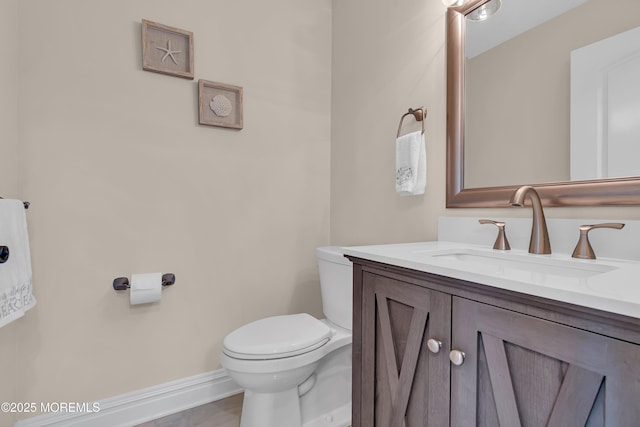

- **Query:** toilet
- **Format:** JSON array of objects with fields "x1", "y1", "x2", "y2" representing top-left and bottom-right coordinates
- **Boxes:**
[{"x1": 220, "y1": 246, "x2": 352, "y2": 427}]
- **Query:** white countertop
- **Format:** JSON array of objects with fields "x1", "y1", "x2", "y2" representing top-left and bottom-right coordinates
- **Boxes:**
[{"x1": 343, "y1": 241, "x2": 640, "y2": 320}]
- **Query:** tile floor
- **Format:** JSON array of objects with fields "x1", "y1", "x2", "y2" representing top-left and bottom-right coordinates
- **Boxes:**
[
  {"x1": 135, "y1": 393, "x2": 352, "y2": 427},
  {"x1": 135, "y1": 393, "x2": 243, "y2": 427}
]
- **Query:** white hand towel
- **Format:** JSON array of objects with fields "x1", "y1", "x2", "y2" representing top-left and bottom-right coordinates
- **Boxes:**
[
  {"x1": 395, "y1": 130, "x2": 426, "y2": 196},
  {"x1": 0, "y1": 199, "x2": 35, "y2": 328}
]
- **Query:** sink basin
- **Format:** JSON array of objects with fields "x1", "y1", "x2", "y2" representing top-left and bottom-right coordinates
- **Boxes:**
[
  {"x1": 429, "y1": 249, "x2": 616, "y2": 278},
  {"x1": 343, "y1": 241, "x2": 640, "y2": 319}
]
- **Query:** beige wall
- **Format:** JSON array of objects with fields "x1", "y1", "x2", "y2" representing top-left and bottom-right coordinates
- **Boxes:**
[
  {"x1": 3, "y1": 0, "x2": 331, "y2": 424},
  {"x1": 0, "y1": 0, "x2": 19, "y2": 424},
  {"x1": 0, "y1": 0, "x2": 18, "y2": 198},
  {"x1": 331, "y1": 0, "x2": 448, "y2": 245}
]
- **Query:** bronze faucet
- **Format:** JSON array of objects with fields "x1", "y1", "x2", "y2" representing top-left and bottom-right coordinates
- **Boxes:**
[
  {"x1": 509, "y1": 186, "x2": 551, "y2": 254},
  {"x1": 572, "y1": 223, "x2": 625, "y2": 259},
  {"x1": 479, "y1": 219, "x2": 511, "y2": 250}
]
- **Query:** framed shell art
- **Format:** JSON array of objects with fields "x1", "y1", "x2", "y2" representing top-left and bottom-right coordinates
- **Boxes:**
[
  {"x1": 142, "y1": 19, "x2": 194, "y2": 79},
  {"x1": 198, "y1": 80, "x2": 244, "y2": 130}
]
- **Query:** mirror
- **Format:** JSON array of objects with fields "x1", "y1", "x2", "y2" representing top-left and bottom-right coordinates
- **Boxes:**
[{"x1": 446, "y1": 0, "x2": 640, "y2": 207}]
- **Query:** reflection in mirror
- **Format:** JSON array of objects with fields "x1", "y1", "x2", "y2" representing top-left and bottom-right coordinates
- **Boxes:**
[
  {"x1": 571, "y1": 26, "x2": 640, "y2": 181},
  {"x1": 445, "y1": 0, "x2": 640, "y2": 207},
  {"x1": 465, "y1": 0, "x2": 640, "y2": 188}
]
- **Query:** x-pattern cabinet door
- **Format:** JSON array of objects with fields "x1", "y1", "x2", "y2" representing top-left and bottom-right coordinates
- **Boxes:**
[
  {"x1": 451, "y1": 297, "x2": 640, "y2": 427},
  {"x1": 361, "y1": 272, "x2": 451, "y2": 427}
]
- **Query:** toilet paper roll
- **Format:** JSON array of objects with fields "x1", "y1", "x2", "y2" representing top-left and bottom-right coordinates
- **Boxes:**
[{"x1": 130, "y1": 272, "x2": 162, "y2": 305}]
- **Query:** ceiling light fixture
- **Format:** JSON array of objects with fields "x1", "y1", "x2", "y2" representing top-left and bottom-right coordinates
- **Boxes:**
[{"x1": 466, "y1": 0, "x2": 502, "y2": 22}]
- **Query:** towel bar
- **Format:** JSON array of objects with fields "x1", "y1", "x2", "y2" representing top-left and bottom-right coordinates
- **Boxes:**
[
  {"x1": 0, "y1": 197, "x2": 30, "y2": 209},
  {"x1": 397, "y1": 107, "x2": 427, "y2": 137},
  {"x1": 0, "y1": 246, "x2": 8, "y2": 264}
]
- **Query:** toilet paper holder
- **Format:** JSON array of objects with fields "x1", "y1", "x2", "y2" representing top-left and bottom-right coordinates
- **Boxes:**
[{"x1": 112, "y1": 273, "x2": 176, "y2": 291}]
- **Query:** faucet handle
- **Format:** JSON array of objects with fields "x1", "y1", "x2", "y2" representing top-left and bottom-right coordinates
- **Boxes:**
[
  {"x1": 479, "y1": 219, "x2": 511, "y2": 250},
  {"x1": 571, "y1": 223, "x2": 625, "y2": 260}
]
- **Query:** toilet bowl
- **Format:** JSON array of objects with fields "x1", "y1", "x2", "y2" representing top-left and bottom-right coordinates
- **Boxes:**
[{"x1": 220, "y1": 247, "x2": 352, "y2": 427}]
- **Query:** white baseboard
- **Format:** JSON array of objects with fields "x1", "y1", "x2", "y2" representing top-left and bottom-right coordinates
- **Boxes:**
[{"x1": 14, "y1": 369, "x2": 242, "y2": 427}]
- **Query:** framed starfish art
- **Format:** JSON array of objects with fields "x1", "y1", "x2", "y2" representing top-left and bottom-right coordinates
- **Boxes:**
[{"x1": 142, "y1": 19, "x2": 194, "y2": 79}]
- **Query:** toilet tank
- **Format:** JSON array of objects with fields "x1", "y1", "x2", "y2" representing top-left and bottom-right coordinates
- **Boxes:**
[{"x1": 316, "y1": 246, "x2": 352, "y2": 331}]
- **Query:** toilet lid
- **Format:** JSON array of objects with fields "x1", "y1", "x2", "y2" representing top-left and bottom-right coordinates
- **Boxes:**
[{"x1": 223, "y1": 313, "x2": 333, "y2": 360}]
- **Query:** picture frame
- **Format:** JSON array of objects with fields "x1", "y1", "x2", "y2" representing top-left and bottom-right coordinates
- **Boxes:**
[
  {"x1": 142, "y1": 19, "x2": 194, "y2": 79},
  {"x1": 198, "y1": 79, "x2": 244, "y2": 130}
]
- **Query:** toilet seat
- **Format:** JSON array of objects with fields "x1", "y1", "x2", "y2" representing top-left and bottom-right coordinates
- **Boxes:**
[{"x1": 223, "y1": 313, "x2": 333, "y2": 360}]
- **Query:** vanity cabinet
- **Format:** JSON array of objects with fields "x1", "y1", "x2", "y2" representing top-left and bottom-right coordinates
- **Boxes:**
[
  {"x1": 350, "y1": 258, "x2": 640, "y2": 427},
  {"x1": 359, "y1": 271, "x2": 451, "y2": 426}
]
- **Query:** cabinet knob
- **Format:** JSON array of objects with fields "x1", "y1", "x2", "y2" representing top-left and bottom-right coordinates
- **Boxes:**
[
  {"x1": 427, "y1": 339, "x2": 442, "y2": 354},
  {"x1": 449, "y1": 350, "x2": 466, "y2": 366}
]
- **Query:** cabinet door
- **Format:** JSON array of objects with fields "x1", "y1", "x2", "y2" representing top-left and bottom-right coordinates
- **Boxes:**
[
  {"x1": 451, "y1": 297, "x2": 640, "y2": 427},
  {"x1": 360, "y1": 272, "x2": 451, "y2": 427}
]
